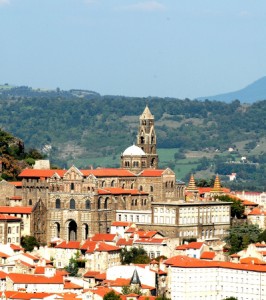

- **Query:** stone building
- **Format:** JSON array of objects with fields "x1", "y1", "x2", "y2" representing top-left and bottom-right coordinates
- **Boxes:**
[
  {"x1": 18, "y1": 107, "x2": 185, "y2": 244},
  {"x1": 18, "y1": 106, "x2": 230, "y2": 244}
]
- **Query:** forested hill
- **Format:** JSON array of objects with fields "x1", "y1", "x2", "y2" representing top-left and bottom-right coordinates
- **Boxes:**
[{"x1": 1, "y1": 86, "x2": 266, "y2": 190}]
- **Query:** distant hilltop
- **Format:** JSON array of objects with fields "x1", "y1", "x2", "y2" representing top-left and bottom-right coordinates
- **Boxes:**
[
  {"x1": 196, "y1": 76, "x2": 266, "y2": 103},
  {"x1": 0, "y1": 84, "x2": 100, "y2": 99}
]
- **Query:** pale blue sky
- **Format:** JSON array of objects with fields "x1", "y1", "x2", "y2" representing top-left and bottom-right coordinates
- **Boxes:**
[{"x1": 0, "y1": 0, "x2": 266, "y2": 99}]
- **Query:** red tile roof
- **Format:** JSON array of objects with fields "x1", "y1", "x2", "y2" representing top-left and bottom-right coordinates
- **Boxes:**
[
  {"x1": 64, "y1": 280, "x2": 83, "y2": 289},
  {"x1": 9, "y1": 181, "x2": 22, "y2": 187},
  {"x1": 132, "y1": 231, "x2": 160, "y2": 238},
  {"x1": 111, "y1": 221, "x2": 132, "y2": 227},
  {"x1": 0, "y1": 271, "x2": 7, "y2": 279},
  {"x1": 139, "y1": 169, "x2": 164, "y2": 177},
  {"x1": 10, "y1": 196, "x2": 22, "y2": 200},
  {"x1": 91, "y1": 233, "x2": 117, "y2": 242},
  {"x1": 248, "y1": 207, "x2": 266, "y2": 215},
  {"x1": 0, "y1": 206, "x2": 32, "y2": 214},
  {"x1": 134, "y1": 238, "x2": 166, "y2": 245},
  {"x1": 80, "y1": 239, "x2": 120, "y2": 253},
  {"x1": 4, "y1": 291, "x2": 51, "y2": 299},
  {"x1": 176, "y1": 245, "x2": 188, "y2": 250},
  {"x1": 165, "y1": 255, "x2": 266, "y2": 272},
  {"x1": 83, "y1": 270, "x2": 100, "y2": 278},
  {"x1": 82, "y1": 168, "x2": 135, "y2": 177},
  {"x1": 242, "y1": 200, "x2": 258, "y2": 206},
  {"x1": 95, "y1": 273, "x2": 106, "y2": 280},
  {"x1": 255, "y1": 242, "x2": 266, "y2": 248},
  {"x1": 55, "y1": 241, "x2": 81, "y2": 249},
  {"x1": 19, "y1": 169, "x2": 66, "y2": 178},
  {"x1": 8, "y1": 273, "x2": 64, "y2": 284},
  {"x1": 0, "y1": 252, "x2": 9, "y2": 258},
  {"x1": 10, "y1": 244, "x2": 23, "y2": 251},
  {"x1": 240, "y1": 257, "x2": 266, "y2": 265},
  {"x1": 116, "y1": 238, "x2": 133, "y2": 246},
  {"x1": 34, "y1": 266, "x2": 45, "y2": 274},
  {"x1": 200, "y1": 251, "x2": 216, "y2": 260},
  {"x1": 186, "y1": 242, "x2": 204, "y2": 249}
]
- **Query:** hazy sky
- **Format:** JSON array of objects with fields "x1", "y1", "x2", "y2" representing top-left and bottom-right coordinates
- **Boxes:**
[{"x1": 0, "y1": 0, "x2": 266, "y2": 99}]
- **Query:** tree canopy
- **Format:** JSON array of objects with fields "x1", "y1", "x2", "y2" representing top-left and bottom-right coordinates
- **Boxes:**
[
  {"x1": 21, "y1": 235, "x2": 40, "y2": 252},
  {"x1": 103, "y1": 291, "x2": 121, "y2": 300},
  {"x1": 224, "y1": 223, "x2": 262, "y2": 254},
  {"x1": 120, "y1": 247, "x2": 150, "y2": 265},
  {"x1": 215, "y1": 195, "x2": 245, "y2": 218}
]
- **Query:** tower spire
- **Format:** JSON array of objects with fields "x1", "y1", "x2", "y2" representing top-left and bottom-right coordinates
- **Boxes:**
[
  {"x1": 136, "y1": 106, "x2": 158, "y2": 169},
  {"x1": 211, "y1": 174, "x2": 223, "y2": 194},
  {"x1": 186, "y1": 174, "x2": 198, "y2": 193}
]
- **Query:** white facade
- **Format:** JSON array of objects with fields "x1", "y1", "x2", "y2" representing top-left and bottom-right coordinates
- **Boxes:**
[
  {"x1": 116, "y1": 210, "x2": 151, "y2": 224},
  {"x1": 167, "y1": 256, "x2": 266, "y2": 300}
]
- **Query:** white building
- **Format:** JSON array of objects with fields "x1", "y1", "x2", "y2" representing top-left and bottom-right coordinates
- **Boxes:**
[{"x1": 165, "y1": 255, "x2": 266, "y2": 300}]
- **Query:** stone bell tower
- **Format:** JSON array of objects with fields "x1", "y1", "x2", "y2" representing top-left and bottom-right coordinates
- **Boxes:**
[{"x1": 136, "y1": 106, "x2": 158, "y2": 169}]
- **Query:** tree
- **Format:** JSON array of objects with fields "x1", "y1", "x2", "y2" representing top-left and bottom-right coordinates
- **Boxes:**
[
  {"x1": 215, "y1": 195, "x2": 244, "y2": 218},
  {"x1": 65, "y1": 256, "x2": 79, "y2": 277},
  {"x1": 223, "y1": 297, "x2": 238, "y2": 300},
  {"x1": 258, "y1": 229, "x2": 266, "y2": 242},
  {"x1": 224, "y1": 223, "x2": 262, "y2": 254},
  {"x1": 120, "y1": 247, "x2": 150, "y2": 265},
  {"x1": 64, "y1": 251, "x2": 82, "y2": 276},
  {"x1": 103, "y1": 290, "x2": 121, "y2": 300},
  {"x1": 21, "y1": 235, "x2": 40, "y2": 252}
]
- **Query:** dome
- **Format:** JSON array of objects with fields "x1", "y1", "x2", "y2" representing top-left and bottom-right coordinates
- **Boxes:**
[{"x1": 122, "y1": 145, "x2": 146, "y2": 156}]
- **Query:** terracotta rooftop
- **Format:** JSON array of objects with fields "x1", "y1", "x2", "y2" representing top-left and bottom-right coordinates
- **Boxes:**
[
  {"x1": 165, "y1": 255, "x2": 266, "y2": 272},
  {"x1": 0, "y1": 206, "x2": 32, "y2": 214}
]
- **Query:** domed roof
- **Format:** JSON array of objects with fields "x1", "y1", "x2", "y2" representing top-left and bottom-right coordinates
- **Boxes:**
[{"x1": 122, "y1": 145, "x2": 146, "y2": 156}]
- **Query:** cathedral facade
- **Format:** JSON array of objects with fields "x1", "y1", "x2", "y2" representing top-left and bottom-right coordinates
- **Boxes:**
[
  {"x1": 18, "y1": 106, "x2": 230, "y2": 244},
  {"x1": 19, "y1": 107, "x2": 185, "y2": 244}
]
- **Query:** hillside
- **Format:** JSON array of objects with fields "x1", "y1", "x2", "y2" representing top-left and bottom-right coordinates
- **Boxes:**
[
  {"x1": 1, "y1": 86, "x2": 266, "y2": 190},
  {"x1": 196, "y1": 76, "x2": 266, "y2": 103},
  {"x1": 0, "y1": 129, "x2": 44, "y2": 180}
]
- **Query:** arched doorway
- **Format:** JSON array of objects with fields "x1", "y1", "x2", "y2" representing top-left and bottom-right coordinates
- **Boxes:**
[{"x1": 68, "y1": 220, "x2": 77, "y2": 241}]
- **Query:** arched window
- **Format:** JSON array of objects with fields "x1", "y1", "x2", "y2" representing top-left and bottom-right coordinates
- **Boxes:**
[
  {"x1": 131, "y1": 199, "x2": 134, "y2": 206},
  {"x1": 85, "y1": 200, "x2": 91, "y2": 210},
  {"x1": 135, "y1": 199, "x2": 137, "y2": 206},
  {"x1": 101, "y1": 181, "x2": 105, "y2": 188},
  {"x1": 144, "y1": 199, "x2": 147, "y2": 205},
  {"x1": 131, "y1": 182, "x2": 134, "y2": 189},
  {"x1": 70, "y1": 199, "x2": 75, "y2": 209},
  {"x1": 111, "y1": 180, "x2": 115, "y2": 187},
  {"x1": 98, "y1": 198, "x2": 101, "y2": 210},
  {"x1": 133, "y1": 161, "x2": 139, "y2": 167},
  {"x1": 104, "y1": 198, "x2": 109, "y2": 209},
  {"x1": 150, "y1": 186, "x2": 153, "y2": 192},
  {"x1": 70, "y1": 183, "x2": 75, "y2": 190},
  {"x1": 139, "y1": 185, "x2": 143, "y2": 191},
  {"x1": 56, "y1": 199, "x2": 61, "y2": 209},
  {"x1": 28, "y1": 199, "x2": 32, "y2": 205}
]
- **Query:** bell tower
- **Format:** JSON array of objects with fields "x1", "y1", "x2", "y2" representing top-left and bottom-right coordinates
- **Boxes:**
[{"x1": 137, "y1": 106, "x2": 158, "y2": 169}]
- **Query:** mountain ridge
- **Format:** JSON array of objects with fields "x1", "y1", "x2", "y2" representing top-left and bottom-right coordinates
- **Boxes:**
[{"x1": 196, "y1": 76, "x2": 266, "y2": 103}]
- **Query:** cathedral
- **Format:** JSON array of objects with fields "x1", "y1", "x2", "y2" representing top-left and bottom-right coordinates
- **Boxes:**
[
  {"x1": 18, "y1": 106, "x2": 231, "y2": 244},
  {"x1": 18, "y1": 107, "x2": 184, "y2": 244}
]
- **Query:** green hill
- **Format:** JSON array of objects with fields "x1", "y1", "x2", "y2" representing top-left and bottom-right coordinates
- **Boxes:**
[{"x1": 1, "y1": 86, "x2": 266, "y2": 190}]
